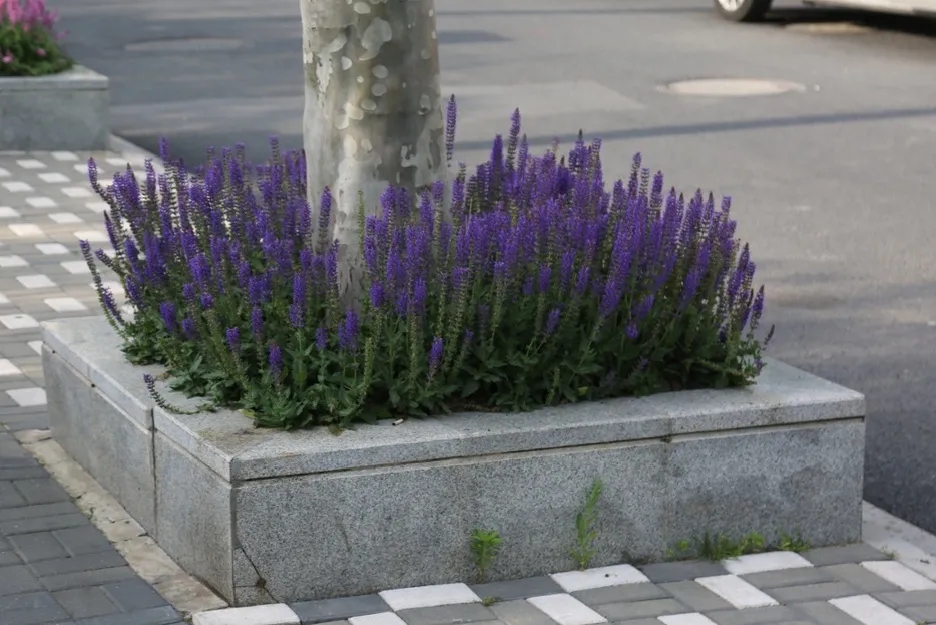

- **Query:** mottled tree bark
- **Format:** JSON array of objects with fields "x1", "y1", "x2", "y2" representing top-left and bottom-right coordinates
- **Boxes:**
[{"x1": 301, "y1": 0, "x2": 446, "y2": 299}]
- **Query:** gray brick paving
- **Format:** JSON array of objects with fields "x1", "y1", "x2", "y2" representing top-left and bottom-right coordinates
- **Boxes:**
[
  {"x1": 877, "y1": 588, "x2": 936, "y2": 607},
  {"x1": 901, "y1": 604, "x2": 936, "y2": 623},
  {"x1": 471, "y1": 576, "x2": 563, "y2": 602},
  {"x1": 53, "y1": 527, "x2": 114, "y2": 557},
  {"x1": 397, "y1": 603, "x2": 497, "y2": 625},
  {"x1": 573, "y1": 582, "x2": 669, "y2": 605},
  {"x1": 742, "y1": 567, "x2": 836, "y2": 589},
  {"x1": 802, "y1": 543, "x2": 891, "y2": 567},
  {"x1": 10, "y1": 533, "x2": 70, "y2": 562},
  {"x1": 593, "y1": 598, "x2": 686, "y2": 620},
  {"x1": 659, "y1": 580, "x2": 734, "y2": 612},
  {"x1": 823, "y1": 562, "x2": 903, "y2": 593},
  {"x1": 764, "y1": 581, "x2": 859, "y2": 603},
  {"x1": 290, "y1": 594, "x2": 391, "y2": 625},
  {"x1": 793, "y1": 601, "x2": 866, "y2": 625},
  {"x1": 704, "y1": 605, "x2": 801, "y2": 625},
  {"x1": 639, "y1": 559, "x2": 728, "y2": 583},
  {"x1": 488, "y1": 600, "x2": 556, "y2": 625},
  {"x1": 52, "y1": 588, "x2": 120, "y2": 619}
]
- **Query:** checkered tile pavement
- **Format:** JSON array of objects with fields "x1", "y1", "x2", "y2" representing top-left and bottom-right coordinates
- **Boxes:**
[{"x1": 1, "y1": 150, "x2": 183, "y2": 625}]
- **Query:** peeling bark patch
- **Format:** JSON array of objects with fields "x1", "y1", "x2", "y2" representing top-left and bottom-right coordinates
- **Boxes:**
[
  {"x1": 362, "y1": 98, "x2": 378, "y2": 111},
  {"x1": 420, "y1": 48, "x2": 431, "y2": 60},
  {"x1": 372, "y1": 65, "x2": 389, "y2": 79},
  {"x1": 341, "y1": 56, "x2": 353, "y2": 70},
  {"x1": 360, "y1": 17, "x2": 393, "y2": 61},
  {"x1": 371, "y1": 83, "x2": 387, "y2": 96},
  {"x1": 354, "y1": 2, "x2": 371, "y2": 13},
  {"x1": 419, "y1": 94, "x2": 431, "y2": 112}
]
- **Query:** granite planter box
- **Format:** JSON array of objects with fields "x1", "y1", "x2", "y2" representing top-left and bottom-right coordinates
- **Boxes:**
[
  {"x1": 0, "y1": 65, "x2": 109, "y2": 150},
  {"x1": 42, "y1": 316, "x2": 866, "y2": 606}
]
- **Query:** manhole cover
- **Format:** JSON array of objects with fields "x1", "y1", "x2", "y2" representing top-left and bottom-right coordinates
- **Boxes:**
[
  {"x1": 660, "y1": 78, "x2": 807, "y2": 97},
  {"x1": 125, "y1": 37, "x2": 247, "y2": 52}
]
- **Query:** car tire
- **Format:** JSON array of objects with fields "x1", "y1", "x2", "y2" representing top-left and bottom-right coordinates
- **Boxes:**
[{"x1": 714, "y1": 0, "x2": 773, "y2": 22}]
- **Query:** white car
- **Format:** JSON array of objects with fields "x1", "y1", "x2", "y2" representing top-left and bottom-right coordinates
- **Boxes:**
[{"x1": 716, "y1": 0, "x2": 936, "y2": 22}]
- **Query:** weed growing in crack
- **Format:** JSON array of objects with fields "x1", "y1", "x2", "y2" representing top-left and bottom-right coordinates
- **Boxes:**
[
  {"x1": 571, "y1": 478, "x2": 603, "y2": 570},
  {"x1": 470, "y1": 528, "x2": 502, "y2": 583}
]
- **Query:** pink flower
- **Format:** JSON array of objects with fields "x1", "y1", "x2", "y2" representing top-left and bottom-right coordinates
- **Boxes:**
[
  {"x1": 1, "y1": 53, "x2": 13, "y2": 64},
  {"x1": 36, "y1": 48, "x2": 45, "y2": 57}
]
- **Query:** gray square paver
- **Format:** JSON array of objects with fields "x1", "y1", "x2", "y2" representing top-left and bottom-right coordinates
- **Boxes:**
[
  {"x1": 573, "y1": 582, "x2": 669, "y2": 606},
  {"x1": 9, "y1": 532, "x2": 69, "y2": 562},
  {"x1": 876, "y1": 588, "x2": 936, "y2": 608},
  {"x1": 100, "y1": 579, "x2": 167, "y2": 612},
  {"x1": 0, "y1": 549, "x2": 23, "y2": 566},
  {"x1": 823, "y1": 563, "x2": 902, "y2": 593},
  {"x1": 290, "y1": 595, "x2": 390, "y2": 625},
  {"x1": 743, "y1": 566, "x2": 836, "y2": 590},
  {"x1": 640, "y1": 560, "x2": 729, "y2": 583},
  {"x1": 0, "y1": 564, "x2": 43, "y2": 597},
  {"x1": 489, "y1": 600, "x2": 556, "y2": 625},
  {"x1": 397, "y1": 603, "x2": 497, "y2": 625},
  {"x1": 0, "y1": 480, "x2": 27, "y2": 508},
  {"x1": 593, "y1": 598, "x2": 687, "y2": 621},
  {"x1": 705, "y1": 606, "x2": 800, "y2": 625},
  {"x1": 793, "y1": 600, "x2": 865, "y2": 625},
  {"x1": 802, "y1": 543, "x2": 891, "y2": 566},
  {"x1": 30, "y1": 551, "x2": 127, "y2": 577},
  {"x1": 39, "y1": 566, "x2": 137, "y2": 592},
  {"x1": 53, "y1": 587, "x2": 121, "y2": 619},
  {"x1": 72, "y1": 605, "x2": 181, "y2": 625},
  {"x1": 53, "y1": 526, "x2": 113, "y2": 556},
  {"x1": 471, "y1": 576, "x2": 563, "y2": 602},
  {"x1": 901, "y1": 605, "x2": 936, "y2": 623},
  {"x1": 765, "y1": 581, "x2": 859, "y2": 603},
  {"x1": 659, "y1": 581, "x2": 733, "y2": 612}
]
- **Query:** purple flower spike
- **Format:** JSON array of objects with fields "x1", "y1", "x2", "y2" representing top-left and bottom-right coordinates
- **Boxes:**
[
  {"x1": 225, "y1": 327, "x2": 240, "y2": 353},
  {"x1": 268, "y1": 344, "x2": 283, "y2": 379},
  {"x1": 338, "y1": 309, "x2": 358, "y2": 351},
  {"x1": 159, "y1": 301, "x2": 177, "y2": 333},
  {"x1": 182, "y1": 318, "x2": 197, "y2": 339},
  {"x1": 429, "y1": 337, "x2": 444, "y2": 376},
  {"x1": 251, "y1": 307, "x2": 264, "y2": 338},
  {"x1": 544, "y1": 308, "x2": 561, "y2": 335},
  {"x1": 200, "y1": 293, "x2": 213, "y2": 310},
  {"x1": 315, "y1": 327, "x2": 328, "y2": 351},
  {"x1": 625, "y1": 323, "x2": 639, "y2": 340}
]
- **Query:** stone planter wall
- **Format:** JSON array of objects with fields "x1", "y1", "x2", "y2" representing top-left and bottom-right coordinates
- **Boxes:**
[
  {"x1": 42, "y1": 316, "x2": 867, "y2": 606},
  {"x1": 0, "y1": 65, "x2": 109, "y2": 151}
]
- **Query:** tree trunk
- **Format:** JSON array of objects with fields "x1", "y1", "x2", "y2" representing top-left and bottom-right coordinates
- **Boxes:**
[{"x1": 301, "y1": 0, "x2": 446, "y2": 300}]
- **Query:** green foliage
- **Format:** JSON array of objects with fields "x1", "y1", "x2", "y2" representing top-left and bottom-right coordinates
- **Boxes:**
[
  {"x1": 571, "y1": 479, "x2": 603, "y2": 570},
  {"x1": 470, "y1": 528, "x2": 502, "y2": 583},
  {"x1": 668, "y1": 530, "x2": 810, "y2": 561},
  {"x1": 777, "y1": 532, "x2": 810, "y2": 553},
  {"x1": 0, "y1": 0, "x2": 73, "y2": 77}
]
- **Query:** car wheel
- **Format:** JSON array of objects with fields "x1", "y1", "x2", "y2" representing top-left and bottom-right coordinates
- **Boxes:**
[{"x1": 714, "y1": 0, "x2": 773, "y2": 22}]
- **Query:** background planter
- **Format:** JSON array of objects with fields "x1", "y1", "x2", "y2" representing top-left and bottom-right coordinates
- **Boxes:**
[
  {"x1": 42, "y1": 316, "x2": 866, "y2": 606},
  {"x1": 0, "y1": 65, "x2": 109, "y2": 151}
]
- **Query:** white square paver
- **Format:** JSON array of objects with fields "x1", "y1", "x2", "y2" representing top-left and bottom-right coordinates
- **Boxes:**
[
  {"x1": 61, "y1": 260, "x2": 90, "y2": 275},
  {"x1": 722, "y1": 551, "x2": 813, "y2": 576},
  {"x1": 0, "y1": 359, "x2": 22, "y2": 376},
  {"x1": 51, "y1": 151, "x2": 79, "y2": 162},
  {"x1": 0, "y1": 207, "x2": 20, "y2": 218},
  {"x1": 17, "y1": 159, "x2": 46, "y2": 170},
  {"x1": 658, "y1": 615, "x2": 719, "y2": 625},
  {"x1": 0, "y1": 256, "x2": 28, "y2": 268},
  {"x1": 38, "y1": 172, "x2": 70, "y2": 183},
  {"x1": 0, "y1": 314, "x2": 38, "y2": 330},
  {"x1": 44, "y1": 297, "x2": 87, "y2": 313},
  {"x1": 8, "y1": 223, "x2": 44, "y2": 237},
  {"x1": 527, "y1": 594, "x2": 607, "y2": 625},
  {"x1": 49, "y1": 212, "x2": 83, "y2": 224},
  {"x1": 61, "y1": 187, "x2": 94, "y2": 198},
  {"x1": 191, "y1": 604, "x2": 300, "y2": 625},
  {"x1": 26, "y1": 197, "x2": 57, "y2": 208},
  {"x1": 0, "y1": 293, "x2": 9, "y2": 305},
  {"x1": 0, "y1": 167, "x2": 9, "y2": 177},
  {"x1": 348, "y1": 613, "x2": 407, "y2": 625},
  {"x1": 861, "y1": 560, "x2": 936, "y2": 591},
  {"x1": 28, "y1": 341, "x2": 42, "y2": 355},
  {"x1": 694, "y1": 575, "x2": 779, "y2": 609},
  {"x1": 829, "y1": 595, "x2": 914, "y2": 625},
  {"x1": 74, "y1": 230, "x2": 109, "y2": 243},
  {"x1": 3, "y1": 181, "x2": 33, "y2": 192},
  {"x1": 6, "y1": 387, "x2": 46, "y2": 407},
  {"x1": 85, "y1": 201, "x2": 109, "y2": 213},
  {"x1": 379, "y1": 584, "x2": 481, "y2": 610},
  {"x1": 36, "y1": 243, "x2": 71, "y2": 255},
  {"x1": 551, "y1": 565, "x2": 650, "y2": 592},
  {"x1": 17, "y1": 275, "x2": 56, "y2": 289}
]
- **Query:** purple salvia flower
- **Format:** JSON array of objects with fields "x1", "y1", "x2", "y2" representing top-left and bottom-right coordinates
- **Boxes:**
[
  {"x1": 412, "y1": 278, "x2": 428, "y2": 314},
  {"x1": 338, "y1": 309, "x2": 359, "y2": 351},
  {"x1": 225, "y1": 327, "x2": 240, "y2": 353},
  {"x1": 636, "y1": 295, "x2": 654, "y2": 321},
  {"x1": 625, "y1": 323, "x2": 639, "y2": 340},
  {"x1": 429, "y1": 337, "x2": 444, "y2": 376},
  {"x1": 318, "y1": 187, "x2": 333, "y2": 239},
  {"x1": 159, "y1": 302, "x2": 177, "y2": 333},
  {"x1": 370, "y1": 281, "x2": 385, "y2": 308},
  {"x1": 325, "y1": 248, "x2": 339, "y2": 291},
  {"x1": 538, "y1": 265, "x2": 552, "y2": 294},
  {"x1": 574, "y1": 266, "x2": 590, "y2": 296},
  {"x1": 544, "y1": 307, "x2": 561, "y2": 336},
  {"x1": 200, "y1": 293, "x2": 213, "y2": 310},
  {"x1": 251, "y1": 307, "x2": 263, "y2": 338},
  {"x1": 432, "y1": 180, "x2": 445, "y2": 209},
  {"x1": 522, "y1": 276, "x2": 535, "y2": 297},
  {"x1": 315, "y1": 327, "x2": 328, "y2": 351},
  {"x1": 268, "y1": 344, "x2": 283, "y2": 379},
  {"x1": 182, "y1": 318, "x2": 197, "y2": 339}
]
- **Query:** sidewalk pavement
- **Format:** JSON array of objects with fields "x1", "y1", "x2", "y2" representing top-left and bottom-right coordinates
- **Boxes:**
[{"x1": 4, "y1": 149, "x2": 936, "y2": 625}]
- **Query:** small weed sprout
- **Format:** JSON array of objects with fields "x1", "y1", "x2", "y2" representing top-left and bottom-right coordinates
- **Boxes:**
[
  {"x1": 571, "y1": 478, "x2": 603, "y2": 570},
  {"x1": 470, "y1": 528, "x2": 502, "y2": 583}
]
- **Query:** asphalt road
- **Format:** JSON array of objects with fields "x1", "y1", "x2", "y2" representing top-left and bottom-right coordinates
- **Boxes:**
[{"x1": 55, "y1": 0, "x2": 936, "y2": 533}]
